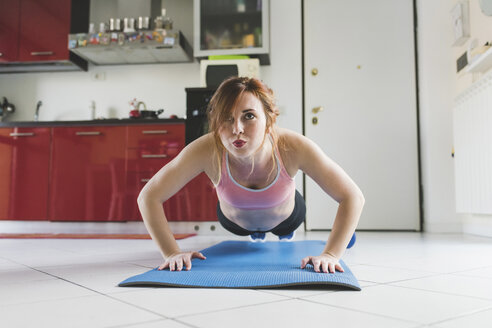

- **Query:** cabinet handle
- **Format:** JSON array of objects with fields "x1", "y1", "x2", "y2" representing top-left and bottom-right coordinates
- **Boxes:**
[
  {"x1": 141, "y1": 154, "x2": 168, "y2": 158},
  {"x1": 141, "y1": 178, "x2": 150, "y2": 183},
  {"x1": 75, "y1": 131, "x2": 101, "y2": 136},
  {"x1": 142, "y1": 130, "x2": 168, "y2": 134},
  {"x1": 31, "y1": 51, "x2": 54, "y2": 56},
  {"x1": 10, "y1": 132, "x2": 35, "y2": 137}
]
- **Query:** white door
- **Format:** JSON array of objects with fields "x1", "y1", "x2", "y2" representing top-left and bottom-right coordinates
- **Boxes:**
[{"x1": 304, "y1": 0, "x2": 420, "y2": 230}]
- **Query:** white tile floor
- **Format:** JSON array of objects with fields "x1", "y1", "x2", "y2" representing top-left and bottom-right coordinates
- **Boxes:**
[{"x1": 1, "y1": 231, "x2": 492, "y2": 328}]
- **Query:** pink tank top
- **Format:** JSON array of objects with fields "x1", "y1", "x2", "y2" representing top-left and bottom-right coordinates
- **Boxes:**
[{"x1": 215, "y1": 148, "x2": 295, "y2": 210}]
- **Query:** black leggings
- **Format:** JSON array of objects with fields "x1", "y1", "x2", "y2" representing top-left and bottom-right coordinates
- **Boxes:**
[{"x1": 216, "y1": 190, "x2": 306, "y2": 236}]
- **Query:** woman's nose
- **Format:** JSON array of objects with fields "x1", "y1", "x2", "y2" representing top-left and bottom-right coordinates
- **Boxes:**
[{"x1": 232, "y1": 120, "x2": 244, "y2": 135}]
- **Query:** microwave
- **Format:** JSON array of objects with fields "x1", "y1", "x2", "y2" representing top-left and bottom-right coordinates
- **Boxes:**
[{"x1": 200, "y1": 58, "x2": 260, "y2": 88}]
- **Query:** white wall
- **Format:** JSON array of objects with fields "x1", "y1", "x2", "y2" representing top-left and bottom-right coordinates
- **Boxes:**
[
  {"x1": 5, "y1": 0, "x2": 490, "y2": 234},
  {"x1": 0, "y1": 0, "x2": 302, "y2": 131},
  {"x1": 0, "y1": 0, "x2": 304, "y2": 190},
  {"x1": 417, "y1": 0, "x2": 461, "y2": 232},
  {"x1": 452, "y1": 0, "x2": 492, "y2": 236},
  {"x1": 418, "y1": 0, "x2": 492, "y2": 235}
]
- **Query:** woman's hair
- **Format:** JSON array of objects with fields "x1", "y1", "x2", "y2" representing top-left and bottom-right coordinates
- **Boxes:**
[{"x1": 207, "y1": 76, "x2": 281, "y2": 181}]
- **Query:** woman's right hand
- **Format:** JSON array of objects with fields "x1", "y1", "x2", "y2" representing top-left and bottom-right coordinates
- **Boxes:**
[{"x1": 158, "y1": 251, "x2": 207, "y2": 271}]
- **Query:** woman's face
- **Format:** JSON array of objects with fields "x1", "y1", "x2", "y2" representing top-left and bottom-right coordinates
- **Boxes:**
[{"x1": 219, "y1": 92, "x2": 268, "y2": 159}]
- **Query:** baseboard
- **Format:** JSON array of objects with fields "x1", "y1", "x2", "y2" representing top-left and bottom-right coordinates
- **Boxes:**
[
  {"x1": 423, "y1": 220, "x2": 463, "y2": 233},
  {"x1": 0, "y1": 221, "x2": 225, "y2": 235},
  {"x1": 462, "y1": 214, "x2": 492, "y2": 238}
]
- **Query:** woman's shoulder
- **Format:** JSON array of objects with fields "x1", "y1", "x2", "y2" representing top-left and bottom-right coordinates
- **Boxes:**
[
  {"x1": 275, "y1": 127, "x2": 310, "y2": 176},
  {"x1": 183, "y1": 132, "x2": 221, "y2": 183},
  {"x1": 276, "y1": 127, "x2": 309, "y2": 149}
]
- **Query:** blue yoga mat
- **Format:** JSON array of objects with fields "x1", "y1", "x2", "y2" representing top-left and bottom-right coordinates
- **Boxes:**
[{"x1": 119, "y1": 240, "x2": 361, "y2": 290}]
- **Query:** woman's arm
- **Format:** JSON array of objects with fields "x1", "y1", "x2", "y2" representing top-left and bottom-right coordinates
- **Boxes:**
[
  {"x1": 137, "y1": 134, "x2": 215, "y2": 268},
  {"x1": 284, "y1": 130, "x2": 365, "y2": 272}
]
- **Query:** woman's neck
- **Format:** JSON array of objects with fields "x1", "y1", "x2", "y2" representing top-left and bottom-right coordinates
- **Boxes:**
[{"x1": 229, "y1": 136, "x2": 274, "y2": 175}]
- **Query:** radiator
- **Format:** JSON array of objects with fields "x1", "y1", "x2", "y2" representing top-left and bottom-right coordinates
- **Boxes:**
[{"x1": 453, "y1": 71, "x2": 492, "y2": 214}]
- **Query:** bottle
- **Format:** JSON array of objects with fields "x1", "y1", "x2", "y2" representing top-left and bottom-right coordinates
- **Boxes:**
[
  {"x1": 99, "y1": 23, "x2": 111, "y2": 45},
  {"x1": 161, "y1": 8, "x2": 173, "y2": 30},
  {"x1": 152, "y1": 9, "x2": 167, "y2": 43},
  {"x1": 89, "y1": 23, "x2": 99, "y2": 45}
]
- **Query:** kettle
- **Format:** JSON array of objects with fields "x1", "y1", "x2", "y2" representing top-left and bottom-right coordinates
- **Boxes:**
[{"x1": 0, "y1": 97, "x2": 16, "y2": 121}]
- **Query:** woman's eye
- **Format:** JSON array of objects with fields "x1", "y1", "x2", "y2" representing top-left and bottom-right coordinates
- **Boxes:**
[{"x1": 245, "y1": 113, "x2": 255, "y2": 120}]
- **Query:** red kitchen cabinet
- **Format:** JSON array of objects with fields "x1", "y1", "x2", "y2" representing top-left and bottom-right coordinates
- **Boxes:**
[
  {"x1": 50, "y1": 126, "x2": 126, "y2": 221},
  {"x1": 0, "y1": 0, "x2": 88, "y2": 72},
  {"x1": 18, "y1": 0, "x2": 71, "y2": 62},
  {"x1": 125, "y1": 124, "x2": 218, "y2": 222},
  {"x1": 0, "y1": 0, "x2": 21, "y2": 62},
  {"x1": 0, "y1": 127, "x2": 51, "y2": 220}
]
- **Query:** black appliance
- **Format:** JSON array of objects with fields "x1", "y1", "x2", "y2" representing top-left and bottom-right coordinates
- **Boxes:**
[{"x1": 185, "y1": 87, "x2": 216, "y2": 145}]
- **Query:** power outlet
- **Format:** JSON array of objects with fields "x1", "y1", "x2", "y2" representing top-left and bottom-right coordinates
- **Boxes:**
[{"x1": 92, "y1": 72, "x2": 106, "y2": 81}]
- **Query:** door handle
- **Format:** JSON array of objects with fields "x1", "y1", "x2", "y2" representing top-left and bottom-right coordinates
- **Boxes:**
[
  {"x1": 141, "y1": 154, "x2": 168, "y2": 158},
  {"x1": 75, "y1": 131, "x2": 101, "y2": 136},
  {"x1": 10, "y1": 132, "x2": 35, "y2": 137},
  {"x1": 142, "y1": 130, "x2": 168, "y2": 134},
  {"x1": 31, "y1": 51, "x2": 54, "y2": 56},
  {"x1": 312, "y1": 106, "x2": 324, "y2": 114}
]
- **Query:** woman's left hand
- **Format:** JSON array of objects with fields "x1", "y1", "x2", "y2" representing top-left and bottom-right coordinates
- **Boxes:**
[{"x1": 300, "y1": 253, "x2": 345, "y2": 273}]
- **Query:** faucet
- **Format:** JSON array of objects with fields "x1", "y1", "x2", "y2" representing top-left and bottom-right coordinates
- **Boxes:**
[
  {"x1": 34, "y1": 100, "x2": 42, "y2": 121},
  {"x1": 136, "y1": 101, "x2": 147, "y2": 111}
]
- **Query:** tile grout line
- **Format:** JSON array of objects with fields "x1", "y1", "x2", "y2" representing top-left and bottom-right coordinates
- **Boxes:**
[
  {"x1": 7, "y1": 260, "x2": 172, "y2": 320},
  {"x1": 173, "y1": 298, "x2": 293, "y2": 320},
  {"x1": 425, "y1": 304, "x2": 492, "y2": 326},
  {"x1": 298, "y1": 297, "x2": 422, "y2": 325},
  {"x1": 383, "y1": 281, "x2": 492, "y2": 303}
]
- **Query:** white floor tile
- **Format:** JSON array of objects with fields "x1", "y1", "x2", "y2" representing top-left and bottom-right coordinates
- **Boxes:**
[
  {"x1": 179, "y1": 298, "x2": 419, "y2": 328},
  {"x1": 0, "y1": 278, "x2": 96, "y2": 306},
  {"x1": 0, "y1": 267, "x2": 56, "y2": 285},
  {"x1": 115, "y1": 319, "x2": 195, "y2": 328},
  {"x1": 302, "y1": 284, "x2": 492, "y2": 325},
  {"x1": 391, "y1": 274, "x2": 492, "y2": 300},
  {"x1": 112, "y1": 288, "x2": 288, "y2": 317},
  {"x1": 37, "y1": 262, "x2": 155, "y2": 294},
  {"x1": 0, "y1": 294, "x2": 161, "y2": 328},
  {"x1": 431, "y1": 308, "x2": 492, "y2": 328},
  {"x1": 350, "y1": 264, "x2": 438, "y2": 283},
  {"x1": 453, "y1": 266, "x2": 492, "y2": 280},
  {"x1": 1, "y1": 231, "x2": 491, "y2": 328}
]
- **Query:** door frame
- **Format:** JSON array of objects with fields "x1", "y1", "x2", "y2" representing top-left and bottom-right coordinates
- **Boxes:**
[{"x1": 300, "y1": 0, "x2": 423, "y2": 232}]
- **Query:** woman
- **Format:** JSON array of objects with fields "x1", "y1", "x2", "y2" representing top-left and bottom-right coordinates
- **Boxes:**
[{"x1": 138, "y1": 77, "x2": 364, "y2": 274}]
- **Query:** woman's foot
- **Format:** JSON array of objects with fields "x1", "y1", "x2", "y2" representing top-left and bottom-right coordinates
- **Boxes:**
[
  {"x1": 278, "y1": 230, "x2": 296, "y2": 242},
  {"x1": 249, "y1": 232, "x2": 266, "y2": 242},
  {"x1": 347, "y1": 232, "x2": 356, "y2": 249}
]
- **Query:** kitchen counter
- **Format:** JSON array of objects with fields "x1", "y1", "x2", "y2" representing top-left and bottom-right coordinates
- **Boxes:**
[{"x1": 0, "y1": 118, "x2": 185, "y2": 128}]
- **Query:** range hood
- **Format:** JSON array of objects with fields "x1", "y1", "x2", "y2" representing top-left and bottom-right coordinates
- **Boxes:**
[
  {"x1": 0, "y1": 53, "x2": 87, "y2": 74},
  {"x1": 69, "y1": 30, "x2": 193, "y2": 65}
]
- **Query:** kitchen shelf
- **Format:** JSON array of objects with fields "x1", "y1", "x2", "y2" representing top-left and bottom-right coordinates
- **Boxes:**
[
  {"x1": 69, "y1": 31, "x2": 193, "y2": 65},
  {"x1": 466, "y1": 46, "x2": 492, "y2": 73}
]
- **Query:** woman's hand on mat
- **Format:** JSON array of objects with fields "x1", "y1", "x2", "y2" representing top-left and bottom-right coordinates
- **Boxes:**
[
  {"x1": 300, "y1": 254, "x2": 344, "y2": 274},
  {"x1": 159, "y1": 251, "x2": 206, "y2": 271}
]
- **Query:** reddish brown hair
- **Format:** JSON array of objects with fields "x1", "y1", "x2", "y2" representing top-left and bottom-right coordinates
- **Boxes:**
[{"x1": 207, "y1": 77, "x2": 280, "y2": 179}]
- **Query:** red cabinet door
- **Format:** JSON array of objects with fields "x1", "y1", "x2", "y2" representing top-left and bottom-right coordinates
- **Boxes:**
[
  {"x1": 0, "y1": 0, "x2": 21, "y2": 62},
  {"x1": 0, "y1": 127, "x2": 50, "y2": 220},
  {"x1": 18, "y1": 0, "x2": 71, "y2": 62},
  {"x1": 50, "y1": 126, "x2": 126, "y2": 221},
  {"x1": 125, "y1": 124, "x2": 217, "y2": 222}
]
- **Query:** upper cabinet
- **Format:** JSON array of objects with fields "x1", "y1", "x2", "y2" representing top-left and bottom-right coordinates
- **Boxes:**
[
  {"x1": 193, "y1": 0, "x2": 270, "y2": 65},
  {"x1": 0, "y1": 0, "x2": 89, "y2": 73},
  {"x1": 0, "y1": 0, "x2": 21, "y2": 63}
]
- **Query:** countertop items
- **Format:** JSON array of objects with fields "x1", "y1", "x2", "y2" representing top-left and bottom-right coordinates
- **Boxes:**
[{"x1": 0, "y1": 118, "x2": 185, "y2": 128}]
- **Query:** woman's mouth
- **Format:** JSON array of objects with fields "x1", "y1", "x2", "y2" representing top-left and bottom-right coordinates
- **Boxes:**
[{"x1": 233, "y1": 140, "x2": 246, "y2": 148}]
